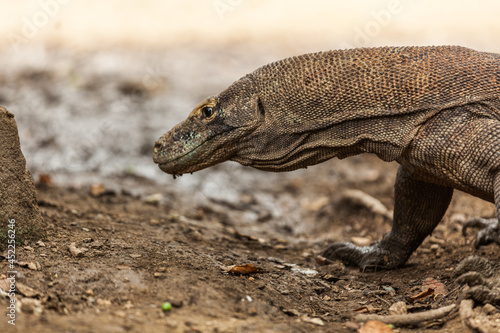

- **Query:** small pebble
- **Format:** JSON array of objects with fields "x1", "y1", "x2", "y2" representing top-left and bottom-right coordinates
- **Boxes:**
[
  {"x1": 144, "y1": 193, "x2": 163, "y2": 205},
  {"x1": 389, "y1": 301, "x2": 407, "y2": 315},
  {"x1": 482, "y1": 303, "x2": 497, "y2": 315},
  {"x1": 90, "y1": 184, "x2": 106, "y2": 197}
]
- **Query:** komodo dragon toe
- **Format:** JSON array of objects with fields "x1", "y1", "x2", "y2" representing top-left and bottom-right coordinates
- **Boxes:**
[{"x1": 323, "y1": 241, "x2": 409, "y2": 270}]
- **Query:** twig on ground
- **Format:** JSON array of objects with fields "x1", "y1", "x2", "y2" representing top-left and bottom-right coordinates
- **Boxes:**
[{"x1": 354, "y1": 304, "x2": 456, "y2": 326}]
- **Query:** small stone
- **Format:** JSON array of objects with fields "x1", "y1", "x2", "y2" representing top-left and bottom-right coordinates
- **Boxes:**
[
  {"x1": 430, "y1": 244, "x2": 440, "y2": 251},
  {"x1": 97, "y1": 299, "x2": 112, "y2": 306},
  {"x1": 389, "y1": 301, "x2": 407, "y2": 315},
  {"x1": 154, "y1": 272, "x2": 163, "y2": 278},
  {"x1": 351, "y1": 236, "x2": 372, "y2": 247},
  {"x1": 149, "y1": 218, "x2": 160, "y2": 225},
  {"x1": 68, "y1": 242, "x2": 86, "y2": 257},
  {"x1": 291, "y1": 266, "x2": 317, "y2": 277},
  {"x1": 27, "y1": 261, "x2": 41, "y2": 270},
  {"x1": 283, "y1": 309, "x2": 300, "y2": 317},
  {"x1": 143, "y1": 193, "x2": 163, "y2": 205},
  {"x1": 267, "y1": 257, "x2": 284, "y2": 264},
  {"x1": 482, "y1": 303, "x2": 497, "y2": 315},
  {"x1": 90, "y1": 184, "x2": 106, "y2": 197},
  {"x1": 428, "y1": 236, "x2": 445, "y2": 245},
  {"x1": 450, "y1": 213, "x2": 466, "y2": 224},
  {"x1": 322, "y1": 274, "x2": 338, "y2": 282},
  {"x1": 129, "y1": 254, "x2": 141, "y2": 258},
  {"x1": 20, "y1": 298, "x2": 43, "y2": 316},
  {"x1": 86, "y1": 289, "x2": 94, "y2": 296},
  {"x1": 36, "y1": 240, "x2": 45, "y2": 247},
  {"x1": 116, "y1": 265, "x2": 131, "y2": 270},
  {"x1": 301, "y1": 251, "x2": 313, "y2": 258},
  {"x1": 170, "y1": 299, "x2": 183, "y2": 308},
  {"x1": 301, "y1": 315, "x2": 324, "y2": 326}
]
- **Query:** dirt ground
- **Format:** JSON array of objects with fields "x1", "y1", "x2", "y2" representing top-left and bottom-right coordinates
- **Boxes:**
[
  {"x1": 1, "y1": 45, "x2": 500, "y2": 332},
  {"x1": 1, "y1": 156, "x2": 499, "y2": 332}
]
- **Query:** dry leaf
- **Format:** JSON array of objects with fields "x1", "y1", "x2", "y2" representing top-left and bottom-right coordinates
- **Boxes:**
[
  {"x1": 422, "y1": 278, "x2": 447, "y2": 294},
  {"x1": 354, "y1": 306, "x2": 370, "y2": 313},
  {"x1": 359, "y1": 320, "x2": 393, "y2": 333},
  {"x1": 354, "y1": 305, "x2": 382, "y2": 314},
  {"x1": 38, "y1": 173, "x2": 53, "y2": 186},
  {"x1": 315, "y1": 255, "x2": 334, "y2": 266},
  {"x1": 227, "y1": 264, "x2": 264, "y2": 275},
  {"x1": 408, "y1": 287, "x2": 434, "y2": 303}
]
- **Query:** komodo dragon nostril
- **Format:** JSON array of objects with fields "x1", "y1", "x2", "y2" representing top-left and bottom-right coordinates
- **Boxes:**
[{"x1": 153, "y1": 141, "x2": 161, "y2": 153}]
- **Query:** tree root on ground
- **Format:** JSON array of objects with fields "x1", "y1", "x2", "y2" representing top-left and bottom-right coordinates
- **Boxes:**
[{"x1": 354, "y1": 304, "x2": 456, "y2": 326}]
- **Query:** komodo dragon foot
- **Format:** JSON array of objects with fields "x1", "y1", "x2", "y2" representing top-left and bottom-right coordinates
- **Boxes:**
[
  {"x1": 463, "y1": 218, "x2": 500, "y2": 248},
  {"x1": 322, "y1": 240, "x2": 408, "y2": 270},
  {"x1": 454, "y1": 256, "x2": 500, "y2": 306}
]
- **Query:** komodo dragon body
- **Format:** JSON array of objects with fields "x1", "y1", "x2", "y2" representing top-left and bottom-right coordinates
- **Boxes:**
[{"x1": 153, "y1": 46, "x2": 500, "y2": 269}]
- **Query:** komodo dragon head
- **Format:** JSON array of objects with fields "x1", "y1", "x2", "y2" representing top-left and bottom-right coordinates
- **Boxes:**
[{"x1": 153, "y1": 75, "x2": 267, "y2": 177}]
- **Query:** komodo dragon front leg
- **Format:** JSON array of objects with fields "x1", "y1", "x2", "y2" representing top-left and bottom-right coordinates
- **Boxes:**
[
  {"x1": 323, "y1": 166, "x2": 454, "y2": 269},
  {"x1": 322, "y1": 103, "x2": 500, "y2": 269}
]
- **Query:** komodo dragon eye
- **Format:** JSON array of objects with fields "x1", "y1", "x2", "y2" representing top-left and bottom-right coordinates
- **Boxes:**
[{"x1": 201, "y1": 106, "x2": 214, "y2": 119}]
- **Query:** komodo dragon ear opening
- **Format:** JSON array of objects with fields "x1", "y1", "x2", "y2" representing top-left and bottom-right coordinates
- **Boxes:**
[{"x1": 257, "y1": 98, "x2": 265, "y2": 117}]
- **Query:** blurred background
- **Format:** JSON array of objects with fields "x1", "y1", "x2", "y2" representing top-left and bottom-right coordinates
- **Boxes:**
[{"x1": 0, "y1": 0, "x2": 499, "y2": 197}]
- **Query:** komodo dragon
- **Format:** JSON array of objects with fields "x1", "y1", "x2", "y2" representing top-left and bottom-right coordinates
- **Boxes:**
[{"x1": 153, "y1": 46, "x2": 500, "y2": 270}]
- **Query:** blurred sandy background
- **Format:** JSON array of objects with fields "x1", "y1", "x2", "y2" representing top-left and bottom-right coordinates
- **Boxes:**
[
  {"x1": 1, "y1": 0, "x2": 500, "y2": 51},
  {"x1": 0, "y1": 0, "x2": 499, "y2": 191}
]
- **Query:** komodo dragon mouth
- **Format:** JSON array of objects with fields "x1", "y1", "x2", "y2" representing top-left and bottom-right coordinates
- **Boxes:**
[
  {"x1": 153, "y1": 133, "x2": 223, "y2": 175},
  {"x1": 153, "y1": 122, "x2": 241, "y2": 176}
]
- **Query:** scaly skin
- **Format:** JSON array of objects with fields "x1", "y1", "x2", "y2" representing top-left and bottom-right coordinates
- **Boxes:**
[{"x1": 153, "y1": 46, "x2": 500, "y2": 270}]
